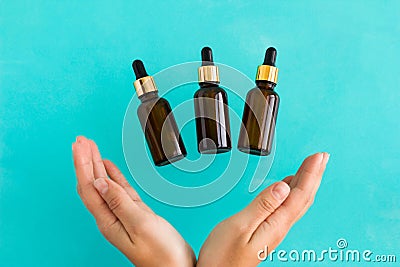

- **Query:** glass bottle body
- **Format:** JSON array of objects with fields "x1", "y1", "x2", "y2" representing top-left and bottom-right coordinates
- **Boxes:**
[
  {"x1": 137, "y1": 91, "x2": 186, "y2": 166},
  {"x1": 238, "y1": 81, "x2": 279, "y2": 156},
  {"x1": 194, "y1": 83, "x2": 231, "y2": 154}
]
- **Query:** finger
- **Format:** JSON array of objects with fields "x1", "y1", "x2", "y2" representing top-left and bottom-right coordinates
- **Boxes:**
[
  {"x1": 236, "y1": 181, "x2": 290, "y2": 236},
  {"x1": 103, "y1": 159, "x2": 154, "y2": 213},
  {"x1": 290, "y1": 152, "x2": 327, "y2": 188},
  {"x1": 287, "y1": 154, "x2": 315, "y2": 188},
  {"x1": 103, "y1": 159, "x2": 142, "y2": 202},
  {"x1": 73, "y1": 136, "x2": 94, "y2": 185},
  {"x1": 250, "y1": 152, "x2": 329, "y2": 249},
  {"x1": 93, "y1": 177, "x2": 145, "y2": 233},
  {"x1": 282, "y1": 175, "x2": 294, "y2": 185},
  {"x1": 72, "y1": 137, "x2": 122, "y2": 240},
  {"x1": 294, "y1": 152, "x2": 327, "y2": 193},
  {"x1": 274, "y1": 152, "x2": 328, "y2": 225},
  {"x1": 294, "y1": 152, "x2": 329, "y2": 221},
  {"x1": 88, "y1": 139, "x2": 108, "y2": 179}
]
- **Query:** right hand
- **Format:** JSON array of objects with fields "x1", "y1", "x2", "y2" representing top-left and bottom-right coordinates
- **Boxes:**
[{"x1": 197, "y1": 152, "x2": 329, "y2": 267}]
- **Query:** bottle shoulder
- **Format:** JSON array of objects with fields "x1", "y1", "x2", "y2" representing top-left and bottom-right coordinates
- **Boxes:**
[
  {"x1": 138, "y1": 96, "x2": 170, "y2": 113},
  {"x1": 194, "y1": 86, "x2": 227, "y2": 98},
  {"x1": 248, "y1": 86, "x2": 279, "y2": 97}
]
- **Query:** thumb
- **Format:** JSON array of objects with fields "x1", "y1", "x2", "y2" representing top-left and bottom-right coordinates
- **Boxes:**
[
  {"x1": 93, "y1": 178, "x2": 142, "y2": 229},
  {"x1": 238, "y1": 181, "x2": 290, "y2": 234}
]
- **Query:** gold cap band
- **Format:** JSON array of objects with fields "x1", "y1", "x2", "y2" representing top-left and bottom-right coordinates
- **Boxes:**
[
  {"x1": 256, "y1": 65, "x2": 279, "y2": 84},
  {"x1": 198, "y1": 65, "x2": 220, "y2": 83},
  {"x1": 133, "y1": 76, "x2": 157, "y2": 97}
]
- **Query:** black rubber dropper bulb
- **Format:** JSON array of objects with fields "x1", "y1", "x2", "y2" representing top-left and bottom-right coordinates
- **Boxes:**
[
  {"x1": 132, "y1": 59, "x2": 149, "y2": 79},
  {"x1": 263, "y1": 47, "x2": 277, "y2": 66},
  {"x1": 201, "y1": 47, "x2": 214, "y2": 66}
]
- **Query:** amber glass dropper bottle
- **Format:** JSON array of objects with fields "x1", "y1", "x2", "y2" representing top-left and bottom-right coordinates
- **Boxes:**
[
  {"x1": 133, "y1": 60, "x2": 187, "y2": 166},
  {"x1": 194, "y1": 47, "x2": 231, "y2": 154},
  {"x1": 237, "y1": 47, "x2": 280, "y2": 156}
]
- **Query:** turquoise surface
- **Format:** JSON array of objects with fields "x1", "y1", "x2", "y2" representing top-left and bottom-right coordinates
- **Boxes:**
[{"x1": 1, "y1": 1, "x2": 399, "y2": 266}]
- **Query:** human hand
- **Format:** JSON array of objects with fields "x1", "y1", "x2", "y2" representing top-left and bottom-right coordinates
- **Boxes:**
[
  {"x1": 196, "y1": 152, "x2": 329, "y2": 267},
  {"x1": 72, "y1": 136, "x2": 195, "y2": 267}
]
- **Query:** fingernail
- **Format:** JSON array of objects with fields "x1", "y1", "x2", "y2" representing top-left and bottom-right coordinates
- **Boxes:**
[
  {"x1": 315, "y1": 152, "x2": 324, "y2": 164},
  {"x1": 322, "y1": 152, "x2": 330, "y2": 166},
  {"x1": 321, "y1": 152, "x2": 330, "y2": 166},
  {"x1": 272, "y1": 182, "x2": 290, "y2": 200},
  {"x1": 76, "y1": 136, "x2": 87, "y2": 143},
  {"x1": 94, "y1": 178, "x2": 108, "y2": 195}
]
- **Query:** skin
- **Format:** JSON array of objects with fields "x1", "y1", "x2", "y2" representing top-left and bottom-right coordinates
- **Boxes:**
[
  {"x1": 72, "y1": 136, "x2": 329, "y2": 267},
  {"x1": 196, "y1": 152, "x2": 329, "y2": 267},
  {"x1": 72, "y1": 136, "x2": 196, "y2": 267}
]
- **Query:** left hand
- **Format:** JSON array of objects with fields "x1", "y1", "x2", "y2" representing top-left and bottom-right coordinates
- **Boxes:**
[{"x1": 72, "y1": 136, "x2": 196, "y2": 267}]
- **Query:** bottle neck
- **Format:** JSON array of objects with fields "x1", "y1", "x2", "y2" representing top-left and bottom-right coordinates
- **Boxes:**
[
  {"x1": 255, "y1": 80, "x2": 276, "y2": 90},
  {"x1": 199, "y1": 81, "x2": 220, "y2": 88},
  {"x1": 138, "y1": 91, "x2": 159, "y2": 102}
]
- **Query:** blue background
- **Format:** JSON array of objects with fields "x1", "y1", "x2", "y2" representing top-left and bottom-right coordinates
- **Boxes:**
[{"x1": 1, "y1": 0, "x2": 399, "y2": 266}]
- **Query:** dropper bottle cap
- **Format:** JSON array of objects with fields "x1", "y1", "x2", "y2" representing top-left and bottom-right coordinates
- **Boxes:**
[
  {"x1": 132, "y1": 60, "x2": 158, "y2": 97},
  {"x1": 198, "y1": 47, "x2": 220, "y2": 83},
  {"x1": 256, "y1": 47, "x2": 279, "y2": 84}
]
